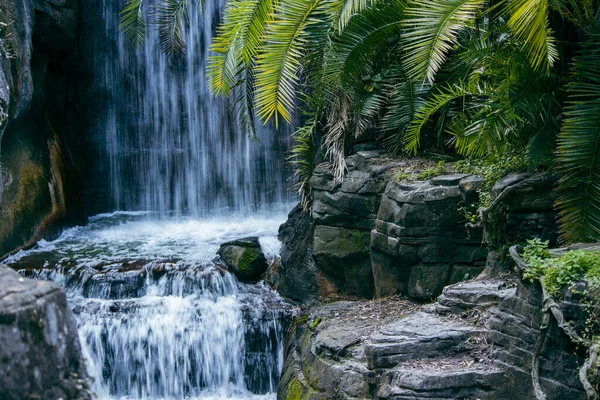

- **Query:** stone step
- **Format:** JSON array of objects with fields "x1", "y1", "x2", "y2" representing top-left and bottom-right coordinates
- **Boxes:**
[
  {"x1": 437, "y1": 279, "x2": 516, "y2": 312},
  {"x1": 376, "y1": 360, "x2": 505, "y2": 399},
  {"x1": 365, "y1": 312, "x2": 484, "y2": 369}
]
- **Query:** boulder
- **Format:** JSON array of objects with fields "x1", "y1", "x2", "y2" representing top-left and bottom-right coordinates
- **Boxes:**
[
  {"x1": 218, "y1": 237, "x2": 268, "y2": 282},
  {"x1": 0, "y1": 264, "x2": 91, "y2": 400}
]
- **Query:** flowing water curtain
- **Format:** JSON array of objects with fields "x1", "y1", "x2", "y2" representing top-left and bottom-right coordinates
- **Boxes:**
[{"x1": 89, "y1": 0, "x2": 293, "y2": 215}]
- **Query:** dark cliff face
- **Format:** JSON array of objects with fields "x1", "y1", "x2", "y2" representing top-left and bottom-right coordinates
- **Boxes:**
[{"x1": 0, "y1": 0, "x2": 84, "y2": 255}]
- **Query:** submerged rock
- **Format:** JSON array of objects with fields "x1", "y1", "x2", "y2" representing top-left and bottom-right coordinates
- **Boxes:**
[
  {"x1": 0, "y1": 264, "x2": 91, "y2": 400},
  {"x1": 218, "y1": 237, "x2": 268, "y2": 282}
]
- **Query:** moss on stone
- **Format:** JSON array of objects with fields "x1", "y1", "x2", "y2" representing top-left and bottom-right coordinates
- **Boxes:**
[
  {"x1": 236, "y1": 248, "x2": 259, "y2": 273},
  {"x1": 287, "y1": 377, "x2": 304, "y2": 400},
  {"x1": 309, "y1": 317, "x2": 321, "y2": 331}
]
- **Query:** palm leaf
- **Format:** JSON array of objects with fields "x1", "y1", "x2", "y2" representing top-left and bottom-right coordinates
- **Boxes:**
[
  {"x1": 254, "y1": 0, "x2": 328, "y2": 125},
  {"x1": 330, "y1": 0, "x2": 379, "y2": 32},
  {"x1": 288, "y1": 117, "x2": 318, "y2": 208},
  {"x1": 208, "y1": 0, "x2": 274, "y2": 95},
  {"x1": 404, "y1": 80, "x2": 474, "y2": 153},
  {"x1": 324, "y1": 0, "x2": 405, "y2": 89},
  {"x1": 506, "y1": 0, "x2": 558, "y2": 72},
  {"x1": 151, "y1": 0, "x2": 189, "y2": 55},
  {"x1": 402, "y1": 0, "x2": 487, "y2": 83},
  {"x1": 556, "y1": 38, "x2": 600, "y2": 243},
  {"x1": 120, "y1": 0, "x2": 148, "y2": 47}
]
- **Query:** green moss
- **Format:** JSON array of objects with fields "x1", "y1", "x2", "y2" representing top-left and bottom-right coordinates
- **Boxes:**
[
  {"x1": 309, "y1": 317, "x2": 321, "y2": 330},
  {"x1": 294, "y1": 315, "x2": 308, "y2": 326},
  {"x1": 395, "y1": 173, "x2": 412, "y2": 182},
  {"x1": 237, "y1": 249, "x2": 258, "y2": 273},
  {"x1": 287, "y1": 377, "x2": 304, "y2": 400}
]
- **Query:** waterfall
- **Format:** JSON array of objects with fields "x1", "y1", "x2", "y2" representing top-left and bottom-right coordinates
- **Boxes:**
[
  {"x1": 6, "y1": 1, "x2": 300, "y2": 398},
  {"x1": 80, "y1": 0, "x2": 293, "y2": 215},
  {"x1": 8, "y1": 211, "x2": 295, "y2": 399}
]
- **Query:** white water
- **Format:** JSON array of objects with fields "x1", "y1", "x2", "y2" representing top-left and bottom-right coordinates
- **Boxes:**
[{"x1": 6, "y1": 210, "x2": 295, "y2": 400}]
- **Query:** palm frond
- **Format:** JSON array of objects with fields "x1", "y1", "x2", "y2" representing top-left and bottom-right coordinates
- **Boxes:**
[
  {"x1": 120, "y1": 0, "x2": 148, "y2": 47},
  {"x1": 506, "y1": 0, "x2": 558, "y2": 72},
  {"x1": 380, "y1": 63, "x2": 430, "y2": 154},
  {"x1": 324, "y1": 0, "x2": 405, "y2": 89},
  {"x1": 405, "y1": 80, "x2": 474, "y2": 153},
  {"x1": 330, "y1": 0, "x2": 379, "y2": 32},
  {"x1": 402, "y1": 0, "x2": 487, "y2": 83},
  {"x1": 151, "y1": 0, "x2": 189, "y2": 55},
  {"x1": 208, "y1": 0, "x2": 274, "y2": 95},
  {"x1": 255, "y1": 0, "x2": 328, "y2": 125},
  {"x1": 324, "y1": 90, "x2": 351, "y2": 181},
  {"x1": 556, "y1": 38, "x2": 600, "y2": 243},
  {"x1": 288, "y1": 117, "x2": 318, "y2": 208}
]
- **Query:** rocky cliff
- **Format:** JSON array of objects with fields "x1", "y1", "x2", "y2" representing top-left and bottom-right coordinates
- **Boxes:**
[
  {"x1": 275, "y1": 152, "x2": 578, "y2": 399},
  {"x1": 0, "y1": 0, "x2": 83, "y2": 255}
]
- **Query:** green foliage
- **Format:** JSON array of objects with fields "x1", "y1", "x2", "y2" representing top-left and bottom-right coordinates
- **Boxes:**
[
  {"x1": 309, "y1": 317, "x2": 322, "y2": 330},
  {"x1": 416, "y1": 160, "x2": 445, "y2": 180},
  {"x1": 556, "y1": 35, "x2": 600, "y2": 243},
  {"x1": 455, "y1": 145, "x2": 529, "y2": 207},
  {"x1": 289, "y1": 118, "x2": 317, "y2": 208},
  {"x1": 402, "y1": 0, "x2": 486, "y2": 83},
  {"x1": 120, "y1": 0, "x2": 148, "y2": 48},
  {"x1": 395, "y1": 172, "x2": 412, "y2": 181},
  {"x1": 522, "y1": 239, "x2": 600, "y2": 298}
]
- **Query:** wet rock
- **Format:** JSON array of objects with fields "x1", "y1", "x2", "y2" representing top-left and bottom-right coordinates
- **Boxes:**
[
  {"x1": 218, "y1": 237, "x2": 268, "y2": 282},
  {"x1": 276, "y1": 204, "x2": 319, "y2": 304},
  {"x1": 0, "y1": 264, "x2": 91, "y2": 400}
]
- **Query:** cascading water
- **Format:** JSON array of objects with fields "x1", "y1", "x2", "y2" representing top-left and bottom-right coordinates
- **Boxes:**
[
  {"x1": 7, "y1": 0, "x2": 299, "y2": 397},
  {"x1": 6, "y1": 210, "x2": 296, "y2": 399},
  {"x1": 81, "y1": 0, "x2": 292, "y2": 214}
]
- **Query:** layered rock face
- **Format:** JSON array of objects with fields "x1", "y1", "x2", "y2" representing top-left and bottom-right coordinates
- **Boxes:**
[
  {"x1": 372, "y1": 174, "x2": 488, "y2": 300},
  {"x1": 485, "y1": 173, "x2": 559, "y2": 270},
  {"x1": 0, "y1": 0, "x2": 83, "y2": 254},
  {"x1": 276, "y1": 150, "x2": 559, "y2": 304},
  {"x1": 0, "y1": 264, "x2": 90, "y2": 400},
  {"x1": 278, "y1": 278, "x2": 587, "y2": 400},
  {"x1": 310, "y1": 150, "x2": 396, "y2": 298}
]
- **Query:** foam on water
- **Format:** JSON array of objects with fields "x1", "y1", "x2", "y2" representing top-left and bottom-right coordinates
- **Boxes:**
[{"x1": 6, "y1": 210, "x2": 295, "y2": 400}]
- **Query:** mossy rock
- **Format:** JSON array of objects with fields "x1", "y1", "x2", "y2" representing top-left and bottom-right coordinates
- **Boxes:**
[{"x1": 217, "y1": 236, "x2": 268, "y2": 282}]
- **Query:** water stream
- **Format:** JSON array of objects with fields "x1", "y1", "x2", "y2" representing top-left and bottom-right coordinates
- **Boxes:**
[{"x1": 6, "y1": 210, "x2": 295, "y2": 399}]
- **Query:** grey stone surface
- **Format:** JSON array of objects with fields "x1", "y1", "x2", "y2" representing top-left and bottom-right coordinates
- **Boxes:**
[
  {"x1": 372, "y1": 176, "x2": 487, "y2": 300},
  {"x1": 217, "y1": 236, "x2": 268, "y2": 282},
  {"x1": 365, "y1": 312, "x2": 484, "y2": 368},
  {"x1": 278, "y1": 277, "x2": 588, "y2": 400},
  {"x1": 275, "y1": 204, "x2": 319, "y2": 304},
  {"x1": 0, "y1": 264, "x2": 91, "y2": 400}
]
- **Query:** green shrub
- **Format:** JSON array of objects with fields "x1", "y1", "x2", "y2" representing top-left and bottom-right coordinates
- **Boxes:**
[{"x1": 522, "y1": 239, "x2": 600, "y2": 298}]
